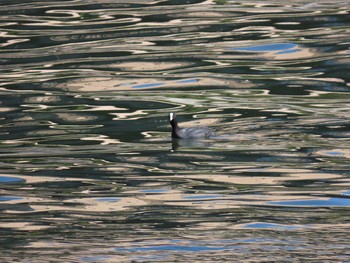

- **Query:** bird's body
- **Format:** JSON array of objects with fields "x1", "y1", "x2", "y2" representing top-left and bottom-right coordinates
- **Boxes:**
[{"x1": 169, "y1": 113, "x2": 213, "y2": 139}]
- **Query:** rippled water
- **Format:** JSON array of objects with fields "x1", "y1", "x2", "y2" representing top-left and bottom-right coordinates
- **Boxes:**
[{"x1": 1, "y1": 0, "x2": 350, "y2": 262}]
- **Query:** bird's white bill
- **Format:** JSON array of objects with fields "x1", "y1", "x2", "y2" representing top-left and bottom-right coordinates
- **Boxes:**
[{"x1": 169, "y1": 113, "x2": 174, "y2": 121}]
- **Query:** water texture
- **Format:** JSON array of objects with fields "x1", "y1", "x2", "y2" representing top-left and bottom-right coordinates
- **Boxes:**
[{"x1": 0, "y1": 0, "x2": 350, "y2": 262}]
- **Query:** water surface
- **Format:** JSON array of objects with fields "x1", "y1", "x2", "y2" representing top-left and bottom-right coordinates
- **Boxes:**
[{"x1": 1, "y1": 0, "x2": 350, "y2": 262}]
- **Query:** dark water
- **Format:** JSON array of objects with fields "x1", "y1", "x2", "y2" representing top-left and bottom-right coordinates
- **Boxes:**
[{"x1": 1, "y1": 0, "x2": 350, "y2": 261}]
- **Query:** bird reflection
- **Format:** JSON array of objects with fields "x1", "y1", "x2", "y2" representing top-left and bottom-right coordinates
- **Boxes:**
[{"x1": 171, "y1": 139, "x2": 212, "y2": 151}]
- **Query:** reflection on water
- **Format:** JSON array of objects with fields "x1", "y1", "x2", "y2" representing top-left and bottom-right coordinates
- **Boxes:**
[
  {"x1": 270, "y1": 197, "x2": 350, "y2": 207},
  {"x1": 1, "y1": 0, "x2": 350, "y2": 261}
]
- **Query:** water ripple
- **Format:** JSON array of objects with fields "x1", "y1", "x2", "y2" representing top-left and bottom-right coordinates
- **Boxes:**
[{"x1": 1, "y1": 0, "x2": 350, "y2": 262}]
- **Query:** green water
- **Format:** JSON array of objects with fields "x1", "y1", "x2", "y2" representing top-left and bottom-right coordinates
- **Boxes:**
[{"x1": 0, "y1": 0, "x2": 350, "y2": 262}]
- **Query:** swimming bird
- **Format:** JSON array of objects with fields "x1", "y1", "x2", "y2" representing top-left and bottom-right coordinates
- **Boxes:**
[{"x1": 169, "y1": 112, "x2": 213, "y2": 139}]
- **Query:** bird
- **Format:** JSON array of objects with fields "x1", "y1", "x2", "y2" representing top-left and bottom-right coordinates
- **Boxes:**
[{"x1": 169, "y1": 112, "x2": 213, "y2": 139}]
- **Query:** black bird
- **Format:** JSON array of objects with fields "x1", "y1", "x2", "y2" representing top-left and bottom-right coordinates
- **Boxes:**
[{"x1": 169, "y1": 112, "x2": 213, "y2": 139}]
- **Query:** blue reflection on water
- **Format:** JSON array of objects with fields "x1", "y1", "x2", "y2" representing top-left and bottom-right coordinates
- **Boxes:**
[
  {"x1": 132, "y1": 83, "x2": 165, "y2": 89},
  {"x1": 277, "y1": 49, "x2": 300, "y2": 54},
  {"x1": 269, "y1": 197, "x2": 350, "y2": 207},
  {"x1": 95, "y1": 197, "x2": 120, "y2": 202},
  {"x1": 242, "y1": 222, "x2": 302, "y2": 230},
  {"x1": 131, "y1": 78, "x2": 199, "y2": 89},
  {"x1": 176, "y1": 78, "x2": 198, "y2": 83},
  {"x1": 115, "y1": 238, "x2": 284, "y2": 254},
  {"x1": 0, "y1": 176, "x2": 25, "y2": 184},
  {"x1": 183, "y1": 194, "x2": 222, "y2": 199},
  {"x1": 232, "y1": 43, "x2": 297, "y2": 52},
  {"x1": 325, "y1": 151, "x2": 344, "y2": 156},
  {"x1": 0, "y1": 196, "x2": 23, "y2": 202},
  {"x1": 139, "y1": 189, "x2": 169, "y2": 193}
]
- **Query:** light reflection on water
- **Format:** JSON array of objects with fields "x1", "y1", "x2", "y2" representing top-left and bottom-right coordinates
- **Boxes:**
[
  {"x1": 269, "y1": 197, "x2": 350, "y2": 207},
  {"x1": 0, "y1": 0, "x2": 350, "y2": 261}
]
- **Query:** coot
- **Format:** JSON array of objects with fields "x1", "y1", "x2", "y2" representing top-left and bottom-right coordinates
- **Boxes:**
[{"x1": 169, "y1": 112, "x2": 213, "y2": 139}]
